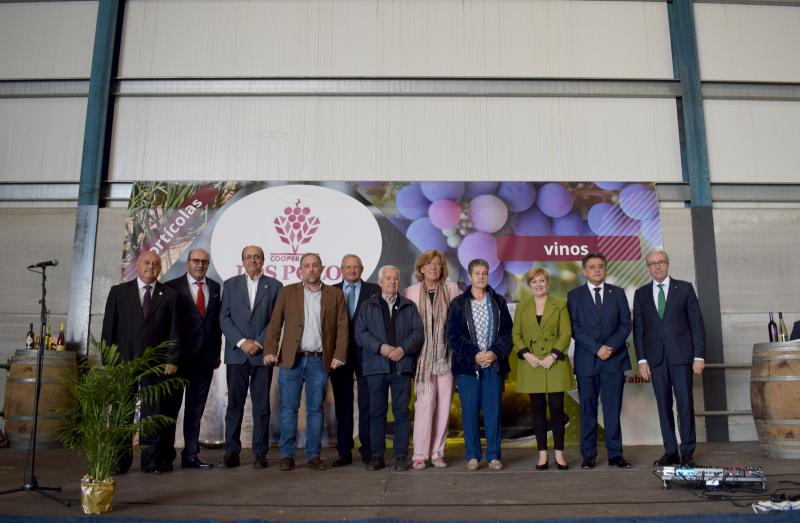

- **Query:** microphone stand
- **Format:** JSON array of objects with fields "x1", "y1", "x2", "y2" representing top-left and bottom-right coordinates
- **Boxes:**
[{"x1": 0, "y1": 264, "x2": 70, "y2": 506}]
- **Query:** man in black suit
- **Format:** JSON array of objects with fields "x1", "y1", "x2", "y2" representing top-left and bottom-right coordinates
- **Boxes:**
[
  {"x1": 634, "y1": 250, "x2": 705, "y2": 467},
  {"x1": 164, "y1": 248, "x2": 222, "y2": 469},
  {"x1": 330, "y1": 254, "x2": 381, "y2": 466},
  {"x1": 567, "y1": 252, "x2": 632, "y2": 469},
  {"x1": 101, "y1": 250, "x2": 179, "y2": 474},
  {"x1": 219, "y1": 245, "x2": 282, "y2": 469}
]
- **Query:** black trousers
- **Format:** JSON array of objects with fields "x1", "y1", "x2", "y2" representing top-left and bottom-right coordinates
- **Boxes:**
[
  {"x1": 651, "y1": 361, "x2": 695, "y2": 456},
  {"x1": 330, "y1": 363, "x2": 372, "y2": 462},
  {"x1": 224, "y1": 361, "x2": 273, "y2": 458},
  {"x1": 366, "y1": 371, "x2": 411, "y2": 463},
  {"x1": 162, "y1": 361, "x2": 215, "y2": 461},
  {"x1": 530, "y1": 392, "x2": 566, "y2": 451}
]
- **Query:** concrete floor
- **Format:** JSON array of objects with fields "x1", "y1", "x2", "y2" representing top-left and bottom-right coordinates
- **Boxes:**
[{"x1": 0, "y1": 442, "x2": 798, "y2": 521}]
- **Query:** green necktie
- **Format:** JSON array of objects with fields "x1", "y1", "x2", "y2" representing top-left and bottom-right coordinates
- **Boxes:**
[{"x1": 657, "y1": 283, "x2": 666, "y2": 319}]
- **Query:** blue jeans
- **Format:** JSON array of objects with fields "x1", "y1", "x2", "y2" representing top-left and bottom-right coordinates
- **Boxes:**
[
  {"x1": 456, "y1": 368, "x2": 503, "y2": 462},
  {"x1": 278, "y1": 354, "x2": 329, "y2": 460}
]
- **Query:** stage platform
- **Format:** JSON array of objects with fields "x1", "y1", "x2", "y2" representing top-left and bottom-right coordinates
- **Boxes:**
[{"x1": 1, "y1": 441, "x2": 798, "y2": 521}]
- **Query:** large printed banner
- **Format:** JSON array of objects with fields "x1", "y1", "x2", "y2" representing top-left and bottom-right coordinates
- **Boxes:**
[{"x1": 123, "y1": 181, "x2": 664, "y2": 448}]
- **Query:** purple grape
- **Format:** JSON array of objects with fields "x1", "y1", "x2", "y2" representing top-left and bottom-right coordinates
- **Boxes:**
[
  {"x1": 428, "y1": 199, "x2": 461, "y2": 230},
  {"x1": 595, "y1": 182, "x2": 627, "y2": 191},
  {"x1": 497, "y1": 182, "x2": 536, "y2": 212},
  {"x1": 588, "y1": 202, "x2": 639, "y2": 236},
  {"x1": 469, "y1": 194, "x2": 509, "y2": 233},
  {"x1": 536, "y1": 183, "x2": 574, "y2": 218},
  {"x1": 552, "y1": 209, "x2": 583, "y2": 236},
  {"x1": 580, "y1": 220, "x2": 596, "y2": 237},
  {"x1": 511, "y1": 208, "x2": 551, "y2": 236},
  {"x1": 396, "y1": 183, "x2": 430, "y2": 220},
  {"x1": 465, "y1": 182, "x2": 500, "y2": 198},
  {"x1": 618, "y1": 183, "x2": 659, "y2": 220},
  {"x1": 492, "y1": 274, "x2": 509, "y2": 296},
  {"x1": 504, "y1": 261, "x2": 535, "y2": 275},
  {"x1": 458, "y1": 232, "x2": 500, "y2": 272},
  {"x1": 420, "y1": 182, "x2": 465, "y2": 201},
  {"x1": 488, "y1": 263, "x2": 505, "y2": 287},
  {"x1": 406, "y1": 217, "x2": 448, "y2": 252},
  {"x1": 641, "y1": 216, "x2": 662, "y2": 247}
]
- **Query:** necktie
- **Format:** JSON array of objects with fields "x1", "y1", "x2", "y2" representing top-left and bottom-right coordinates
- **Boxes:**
[
  {"x1": 347, "y1": 284, "x2": 356, "y2": 319},
  {"x1": 593, "y1": 287, "x2": 602, "y2": 309},
  {"x1": 657, "y1": 283, "x2": 666, "y2": 319},
  {"x1": 195, "y1": 281, "x2": 206, "y2": 316},
  {"x1": 142, "y1": 284, "x2": 153, "y2": 318}
]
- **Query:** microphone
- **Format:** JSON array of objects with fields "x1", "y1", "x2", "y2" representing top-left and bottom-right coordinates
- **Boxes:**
[{"x1": 28, "y1": 259, "x2": 58, "y2": 269}]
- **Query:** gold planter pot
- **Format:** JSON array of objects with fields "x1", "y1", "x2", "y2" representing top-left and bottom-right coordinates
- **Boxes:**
[{"x1": 80, "y1": 476, "x2": 115, "y2": 514}]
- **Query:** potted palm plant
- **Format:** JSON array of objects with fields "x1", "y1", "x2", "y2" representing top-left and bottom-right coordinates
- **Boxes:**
[{"x1": 59, "y1": 339, "x2": 185, "y2": 514}]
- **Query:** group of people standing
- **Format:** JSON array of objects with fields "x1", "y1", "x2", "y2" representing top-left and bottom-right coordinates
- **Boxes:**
[{"x1": 101, "y1": 244, "x2": 706, "y2": 475}]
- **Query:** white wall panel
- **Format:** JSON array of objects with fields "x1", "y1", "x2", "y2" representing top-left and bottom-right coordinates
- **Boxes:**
[
  {"x1": 119, "y1": 0, "x2": 672, "y2": 79},
  {"x1": 0, "y1": 1, "x2": 97, "y2": 80},
  {"x1": 705, "y1": 100, "x2": 800, "y2": 184},
  {"x1": 696, "y1": 3, "x2": 800, "y2": 82},
  {"x1": 109, "y1": 96, "x2": 682, "y2": 182},
  {"x1": 0, "y1": 98, "x2": 87, "y2": 183}
]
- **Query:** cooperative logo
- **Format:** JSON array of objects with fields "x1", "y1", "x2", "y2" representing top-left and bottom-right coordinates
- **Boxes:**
[{"x1": 273, "y1": 199, "x2": 320, "y2": 254}]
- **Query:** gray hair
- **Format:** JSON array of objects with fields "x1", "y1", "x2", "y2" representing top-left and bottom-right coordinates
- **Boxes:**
[
  {"x1": 378, "y1": 265, "x2": 400, "y2": 280},
  {"x1": 645, "y1": 250, "x2": 670, "y2": 264},
  {"x1": 340, "y1": 253, "x2": 363, "y2": 268}
]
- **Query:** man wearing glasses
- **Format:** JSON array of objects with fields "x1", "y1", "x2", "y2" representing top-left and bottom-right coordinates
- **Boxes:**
[
  {"x1": 165, "y1": 248, "x2": 222, "y2": 469},
  {"x1": 633, "y1": 250, "x2": 705, "y2": 468}
]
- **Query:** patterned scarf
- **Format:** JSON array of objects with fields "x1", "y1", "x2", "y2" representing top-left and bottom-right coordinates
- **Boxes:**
[{"x1": 415, "y1": 281, "x2": 451, "y2": 393}]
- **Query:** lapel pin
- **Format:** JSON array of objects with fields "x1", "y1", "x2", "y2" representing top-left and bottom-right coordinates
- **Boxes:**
[{"x1": 158, "y1": 291, "x2": 163, "y2": 296}]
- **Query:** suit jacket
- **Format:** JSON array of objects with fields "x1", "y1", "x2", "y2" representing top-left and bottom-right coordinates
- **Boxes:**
[
  {"x1": 512, "y1": 295, "x2": 574, "y2": 393},
  {"x1": 567, "y1": 283, "x2": 632, "y2": 376},
  {"x1": 633, "y1": 278, "x2": 705, "y2": 367},
  {"x1": 220, "y1": 274, "x2": 282, "y2": 366},
  {"x1": 165, "y1": 273, "x2": 222, "y2": 368},
  {"x1": 101, "y1": 279, "x2": 179, "y2": 364},
  {"x1": 263, "y1": 282, "x2": 348, "y2": 372},
  {"x1": 333, "y1": 279, "x2": 381, "y2": 370}
]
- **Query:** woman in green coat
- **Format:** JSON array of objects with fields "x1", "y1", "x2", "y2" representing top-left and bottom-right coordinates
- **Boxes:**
[{"x1": 513, "y1": 267, "x2": 574, "y2": 470}]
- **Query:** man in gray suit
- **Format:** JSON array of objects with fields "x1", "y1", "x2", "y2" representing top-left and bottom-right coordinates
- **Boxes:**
[{"x1": 219, "y1": 245, "x2": 282, "y2": 469}]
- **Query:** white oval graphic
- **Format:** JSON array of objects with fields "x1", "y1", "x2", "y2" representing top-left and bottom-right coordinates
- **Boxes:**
[{"x1": 210, "y1": 184, "x2": 382, "y2": 284}]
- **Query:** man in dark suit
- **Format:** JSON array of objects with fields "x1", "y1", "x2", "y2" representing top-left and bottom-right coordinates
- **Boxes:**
[
  {"x1": 219, "y1": 245, "x2": 282, "y2": 469},
  {"x1": 101, "y1": 250, "x2": 179, "y2": 474},
  {"x1": 164, "y1": 248, "x2": 222, "y2": 469},
  {"x1": 330, "y1": 254, "x2": 381, "y2": 467},
  {"x1": 567, "y1": 252, "x2": 632, "y2": 469},
  {"x1": 634, "y1": 250, "x2": 705, "y2": 467}
]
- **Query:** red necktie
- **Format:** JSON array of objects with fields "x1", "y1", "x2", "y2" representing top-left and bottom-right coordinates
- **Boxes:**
[{"x1": 195, "y1": 281, "x2": 205, "y2": 316}]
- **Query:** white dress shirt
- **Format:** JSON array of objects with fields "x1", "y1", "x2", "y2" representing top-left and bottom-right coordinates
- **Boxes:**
[
  {"x1": 300, "y1": 285, "x2": 323, "y2": 352},
  {"x1": 587, "y1": 282, "x2": 604, "y2": 304},
  {"x1": 187, "y1": 273, "x2": 206, "y2": 305}
]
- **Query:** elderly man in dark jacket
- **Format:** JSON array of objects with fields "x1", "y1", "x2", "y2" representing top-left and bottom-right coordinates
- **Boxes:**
[{"x1": 355, "y1": 265, "x2": 424, "y2": 471}]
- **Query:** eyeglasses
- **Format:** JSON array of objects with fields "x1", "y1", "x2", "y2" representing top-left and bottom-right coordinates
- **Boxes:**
[
  {"x1": 189, "y1": 258, "x2": 209, "y2": 265},
  {"x1": 647, "y1": 260, "x2": 668, "y2": 267}
]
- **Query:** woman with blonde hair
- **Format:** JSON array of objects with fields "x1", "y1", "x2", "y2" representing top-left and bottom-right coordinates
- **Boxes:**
[
  {"x1": 403, "y1": 249, "x2": 461, "y2": 469},
  {"x1": 513, "y1": 267, "x2": 574, "y2": 470}
]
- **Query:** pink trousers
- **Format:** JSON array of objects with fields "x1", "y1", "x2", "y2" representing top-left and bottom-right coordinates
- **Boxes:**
[{"x1": 412, "y1": 372, "x2": 454, "y2": 460}]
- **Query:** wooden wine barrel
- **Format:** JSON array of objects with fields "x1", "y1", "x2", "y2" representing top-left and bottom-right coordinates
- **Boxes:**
[
  {"x1": 3, "y1": 349, "x2": 77, "y2": 449},
  {"x1": 751, "y1": 340, "x2": 800, "y2": 459}
]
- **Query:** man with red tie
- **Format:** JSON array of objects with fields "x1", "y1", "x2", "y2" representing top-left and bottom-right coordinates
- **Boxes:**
[{"x1": 165, "y1": 248, "x2": 222, "y2": 469}]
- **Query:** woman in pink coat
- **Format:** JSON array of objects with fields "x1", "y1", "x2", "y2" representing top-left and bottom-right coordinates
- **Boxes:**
[{"x1": 403, "y1": 249, "x2": 461, "y2": 469}]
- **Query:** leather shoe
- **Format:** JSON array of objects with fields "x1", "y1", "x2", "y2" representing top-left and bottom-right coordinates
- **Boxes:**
[
  {"x1": 366, "y1": 458, "x2": 386, "y2": 471},
  {"x1": 556, "y1": 461, "x2": 569, "y2": 470},
  {"x1": 653, "y1": 452, "x2": 680, "y2": 467},
  {"x1": 332, "y1": 456, "x2": 352, "y2": 467},
  {"x1": 536, "y1": 462, "x2": 549, "y2": 471},
  {"x1": 580, "y1": 457, "x2": 596, "y2": 469},
  {"x1": 279, "y1": 457, "x2": 295, "y2": 471},
  {"x1": 182, "y1": 458, "x2": 213, "y2": 469},
  {"x1": 253, "y1": 456, "x2": 268, "y2": 469},
  {"x1": 307, "y1": 457, "x2": 327, "y2": 470},
  {"x1": 680, "y1": 454, "x2": 696, "y2": 467},
  {"x1": 392, "y1": 460, "x2": 410, "y2": 471},
  {"x1": 219, "y1": 453, "x2": 240, "y2": 469},
  {"x1": 608, "y1": 456, "x2": 632, "y2": 468}
]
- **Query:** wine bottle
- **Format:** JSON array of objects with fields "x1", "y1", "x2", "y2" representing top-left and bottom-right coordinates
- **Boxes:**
[
  {"x1": 778, "y1": 312, "x2": 789, "y2": 342},
  {"x1": 26, "y1": 322, "x2": 35, "y2": 350},
  {"x1": 44, "y1": 324, "x2": 52, "y2": 350},
  {"x1": 768, "y1": 312, "x2": 778, "y2": 342},
  {"x1": 55, "y1": 322, "x2": 65, "y2": 351}
]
